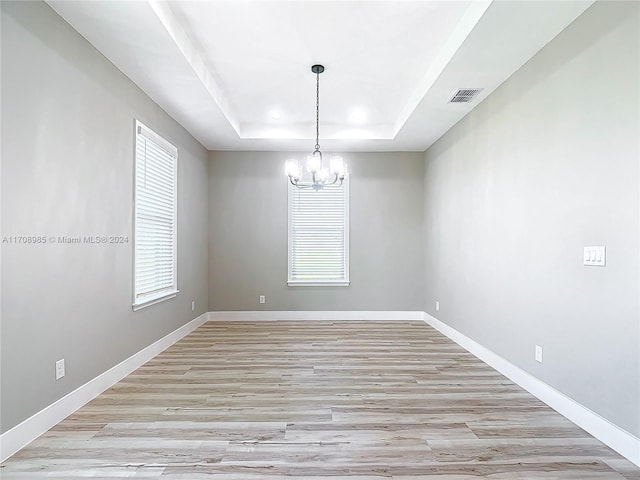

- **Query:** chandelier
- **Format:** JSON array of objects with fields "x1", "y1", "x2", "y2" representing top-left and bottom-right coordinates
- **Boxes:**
[{"x1": 286, "y1": 64, "x2": 347, "y2": 190}]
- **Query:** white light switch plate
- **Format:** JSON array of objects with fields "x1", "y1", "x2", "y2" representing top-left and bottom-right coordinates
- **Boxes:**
[
  {"x1": 535, "y1": 345, "x2": 543, "y2": 363},
  {"x1": 55, "y1": 359, "x2": 65, "y2": 380},
  {"x1": 584, "y1": 246, "x2": 606, "y2": 266}
]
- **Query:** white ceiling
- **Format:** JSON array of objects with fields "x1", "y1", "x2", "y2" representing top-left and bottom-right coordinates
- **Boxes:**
[{"x1": 47, "y1": 0, "x2": 593, "y2": 152}]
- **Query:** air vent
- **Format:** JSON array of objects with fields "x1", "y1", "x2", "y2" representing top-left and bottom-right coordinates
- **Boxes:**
[{"x1": 449, "y1": 88, "x2": 483, "y2": 103}]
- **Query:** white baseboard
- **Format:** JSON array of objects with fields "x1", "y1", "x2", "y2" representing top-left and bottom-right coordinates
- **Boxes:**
[
  {"x1": 208, "y1": 310, "x2": 425, "y2": 321},
  {"x1": 423, "y1": 312, "x2": 640, "y2": 467},
  {"x1": 0, "y1": 313, "x2": 208, "y2": 463}
]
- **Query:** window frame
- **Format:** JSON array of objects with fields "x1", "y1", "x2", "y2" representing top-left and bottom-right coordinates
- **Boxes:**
[
  {"x1": 287, "y1": 179, "x2": 350, "y2": 287},
  {"x1": 132, "y1": 120, "x2": 179, "y2": 310}
]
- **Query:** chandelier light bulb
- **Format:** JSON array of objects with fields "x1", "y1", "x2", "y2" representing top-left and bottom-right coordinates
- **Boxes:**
[
  {"x1": 286, "y1": 160, "x2": 300, "y2": 180},
  {"x1": 307, "y1": 153, "x2": 321, "y2": 174},
  {"x1": 330, "y1": 156, "x2": 345, "y2": 176},
  {"x1": 319, "y1": 167, "x2": 331, "y2": 181}
]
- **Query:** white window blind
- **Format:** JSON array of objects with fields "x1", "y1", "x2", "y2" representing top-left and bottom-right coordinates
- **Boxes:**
[
  {"x1": 288, "y1": 181, "x2": 349, "y2": 286},
  {"x1": 133, "y1": 121, "x2": 178, "y2": 309}
]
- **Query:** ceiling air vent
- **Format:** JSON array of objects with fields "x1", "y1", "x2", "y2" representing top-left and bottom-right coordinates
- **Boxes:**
[{"x1": 449, "y1": 88, "x2": 483, "y2": 103}]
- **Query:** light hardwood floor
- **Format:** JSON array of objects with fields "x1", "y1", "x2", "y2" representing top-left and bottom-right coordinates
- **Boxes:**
[{"x1": 2, "y1": 320, "x2": 639, "y2": 479}]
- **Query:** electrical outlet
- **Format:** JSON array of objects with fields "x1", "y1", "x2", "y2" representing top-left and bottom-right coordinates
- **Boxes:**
[
  {"x1": 259, "y1": 295, "x2": 266, "y2": 304},
  {"x1": 435, "y1": 301, "x2": 440, "y2": 312},
  {"x1": 55, "y1": 359, "x2": 65, "y2": 380},
  {"x1": 535, "y1": 345, "x2": 543, "y2": 363},
  {"x1": 191, "y1": 300, "x2": 195, "y2": 312}
]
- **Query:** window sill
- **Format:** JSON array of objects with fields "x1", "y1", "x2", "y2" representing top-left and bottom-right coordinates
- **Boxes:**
[
  {"x1": 287, "y1": 281, "x2": 350, "y2": 287},
  {"x1": 133, "y1": 289, "x2": 179, "y2": 311}
]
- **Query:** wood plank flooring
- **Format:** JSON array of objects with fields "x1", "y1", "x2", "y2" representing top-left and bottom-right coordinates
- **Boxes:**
[{"x1": 2, "y1": 320, "x2": 639, "y2": 479}]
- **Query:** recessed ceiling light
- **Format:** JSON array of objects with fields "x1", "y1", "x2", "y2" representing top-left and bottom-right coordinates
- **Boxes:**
[{"x1": 271, "y1": 111, "x2": 281, "y2": 120}]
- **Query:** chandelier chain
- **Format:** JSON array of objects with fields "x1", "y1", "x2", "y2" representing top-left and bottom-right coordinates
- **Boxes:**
[{"x1": 315, "y1": 70, "x2": 320, "y2": 151}]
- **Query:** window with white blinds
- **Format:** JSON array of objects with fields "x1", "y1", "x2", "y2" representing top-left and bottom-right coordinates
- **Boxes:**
[
  {"x1": 288, "y1": 181, "x2": 349, "y2": 286},
  {"x1": 133, "y1": 121, "x2": 178, "y2": 310}
]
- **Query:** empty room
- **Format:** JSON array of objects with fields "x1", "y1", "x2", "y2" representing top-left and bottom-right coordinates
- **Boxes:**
[{"x1": 1, "y1": 0, "x2": 639, "y2": 478}]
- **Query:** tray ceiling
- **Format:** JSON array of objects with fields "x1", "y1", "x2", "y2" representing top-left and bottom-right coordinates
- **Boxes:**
[{"x1": 47, "y1": 0, "x2": 594, "y2": 151}]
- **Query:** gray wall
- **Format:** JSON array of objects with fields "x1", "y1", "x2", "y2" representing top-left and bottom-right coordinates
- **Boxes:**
[
  {"x1": 423, "y1": 1, "x2": 639, "y2": 436},
  {"x1": 209, "y1": 151, "x2": 425, "y2": 311},
  {"x1": 1, "y1": 1, "x2": 209, "y2": 433}
]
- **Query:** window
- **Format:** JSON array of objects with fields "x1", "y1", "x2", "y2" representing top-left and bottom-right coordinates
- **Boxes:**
[
  {"x1": 133, "y1": 120, "x2": 178, "y2": 310},
  {"x1": 288, "y1": 181, "x2": 349, "y2": 286}
]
